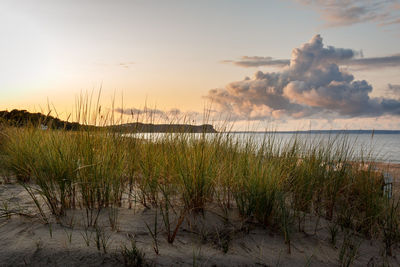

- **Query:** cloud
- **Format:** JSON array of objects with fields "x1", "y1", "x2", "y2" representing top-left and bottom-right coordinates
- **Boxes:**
[
  {"x1": 114, "y1": 107, "x2": 205, "y2": 122},
  {"x1": 296, "y1": 0, "x2": 400, "y2": 27},
  {"x1": 388, "y1": 84, "x2": 400, "y2": 92},
  {"x1": 118, "y1": 62, "x2": 135, "y2": 69},
  {"x1": 380, "y1": 17, "x2": 400, "y2": 26},
  {"x1": 221, "y1": 56, "x2": 290, "y2": 68},
  {"x1": 207, "y1": 35, "x2": 400, "y2": 121},
  {"x1": 223, "y1": 53, "x2": 400, "y2": 70},
  {"x1": 388, "y1": 84, "x2": 400, "y2": 96},
  {"x1": 343, "y1": 54, "x2": 400, "y2": 69},
  {"x1": 115, "y1": 107, "x2": 166, "y2": 117},
  {"x1": 94, "y1": 61, "x2": 135, "y2": 69}
]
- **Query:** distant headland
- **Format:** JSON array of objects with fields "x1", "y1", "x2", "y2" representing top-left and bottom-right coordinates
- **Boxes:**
[{"x1": 0, "y1": 109, "x2": 217, "y2": 133}]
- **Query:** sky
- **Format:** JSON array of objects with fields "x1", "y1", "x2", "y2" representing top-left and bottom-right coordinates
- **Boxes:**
[{"x1": 1, "y1": 0, "x2": 400, "y2": 130}]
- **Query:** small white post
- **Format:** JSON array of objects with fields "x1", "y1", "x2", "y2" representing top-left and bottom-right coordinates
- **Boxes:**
[{"x1": 383, "y1": 173, "x2": 393, "y2": 199}]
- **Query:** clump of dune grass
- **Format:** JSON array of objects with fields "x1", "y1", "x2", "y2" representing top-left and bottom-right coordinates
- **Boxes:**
[
  {"x1": 136, "y1": 140, "x2": 164, "y2": 208},
  {"x1": 381, "y1": 198, "x2": 400, "y2": 256},
  {"x1": 1, "y1": 126, "x2": 39, "y2": 182},
  {"x1": 121, "y1": 234, "x2": 150, "y2": 267},
  {"x1": 173, "y1": 135, "x2": 217, "y2": 212}
]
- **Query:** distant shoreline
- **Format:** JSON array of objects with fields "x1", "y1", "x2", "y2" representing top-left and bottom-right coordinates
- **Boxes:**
[{"x1": 227, "y1": 130, "x2": 400, "y2": 134}]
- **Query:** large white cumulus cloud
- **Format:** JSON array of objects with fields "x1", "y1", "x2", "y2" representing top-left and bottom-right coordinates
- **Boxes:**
[{"x1": 207, "y1": 35, "x2": 400, "y2": 120}]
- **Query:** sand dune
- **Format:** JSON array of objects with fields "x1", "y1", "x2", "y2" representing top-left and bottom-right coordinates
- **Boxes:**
[{"x1": 1, "y1": 165, "x2": 399, "y2": 266}]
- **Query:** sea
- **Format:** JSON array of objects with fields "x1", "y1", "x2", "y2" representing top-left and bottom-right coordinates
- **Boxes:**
[
  {"x1": 132, "y1": 130, "x2": 400, "y2": 164},
  {"x1": 235, "y1": 132, "x2": 400, "y2": 164}
]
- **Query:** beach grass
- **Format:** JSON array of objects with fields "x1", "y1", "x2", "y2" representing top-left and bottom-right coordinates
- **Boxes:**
[{"x1": 0, "y1": 103, "x2": 399, "y2": 263}]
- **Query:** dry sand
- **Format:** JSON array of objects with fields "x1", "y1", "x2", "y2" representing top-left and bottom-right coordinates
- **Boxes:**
[{"x1": 0, "y1": 164, "x2": 399, "y2": 266}]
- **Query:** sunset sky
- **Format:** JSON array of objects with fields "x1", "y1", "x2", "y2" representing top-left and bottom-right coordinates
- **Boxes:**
[{"x1": 1, "y1": 0, "x2": 400, "y2": 130}]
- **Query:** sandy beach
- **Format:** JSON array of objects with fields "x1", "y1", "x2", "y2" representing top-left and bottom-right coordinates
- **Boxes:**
[{"x1": 1, "y1": 163, "x2": 399, "y2": 266}]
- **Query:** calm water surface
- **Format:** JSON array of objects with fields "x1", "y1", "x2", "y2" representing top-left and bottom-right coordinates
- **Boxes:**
[{"x1": 131, "y1": 132, "x2": 400, "y2": 164}]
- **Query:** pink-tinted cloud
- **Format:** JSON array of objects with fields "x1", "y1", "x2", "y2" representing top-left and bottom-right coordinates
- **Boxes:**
[
  {"x1": 207, "y1": 35, "x2": 400, "y2": 121},
  {"x1": 296, "y1": 0, "x2": 400, "y2": 27}
]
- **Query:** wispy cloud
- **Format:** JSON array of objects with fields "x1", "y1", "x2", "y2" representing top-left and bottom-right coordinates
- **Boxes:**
[
  {"x1": 94, "y1": 61, "x2": 135, "y2": 69},
  {"x1": 115, "y1": 107, "x2": 166, "y2": 117},
  {"x1": 388, "y1": 83, "x2": 400, "y2": 95},
  {"x1": 117, "y1": 61, "x2": 135, "y2": 69},
  {"x1": 221, "y1": 56, "x2": 290, "y2": 68},
  {"x1": 344, "y1": 54, "x2": 400, "y2": 69},
  {"x1": 208, "y1": 35, "x2": 400, "y2": 121},
  {"x1": 114, "y1": 107, "x2": 204, "y2": 122},
  {"x1": 296, "y1": 0, "x2": 400, "y2": 27},
  {"x1": 222, "y1": 54, "x2": 400, "y2": 70}
]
